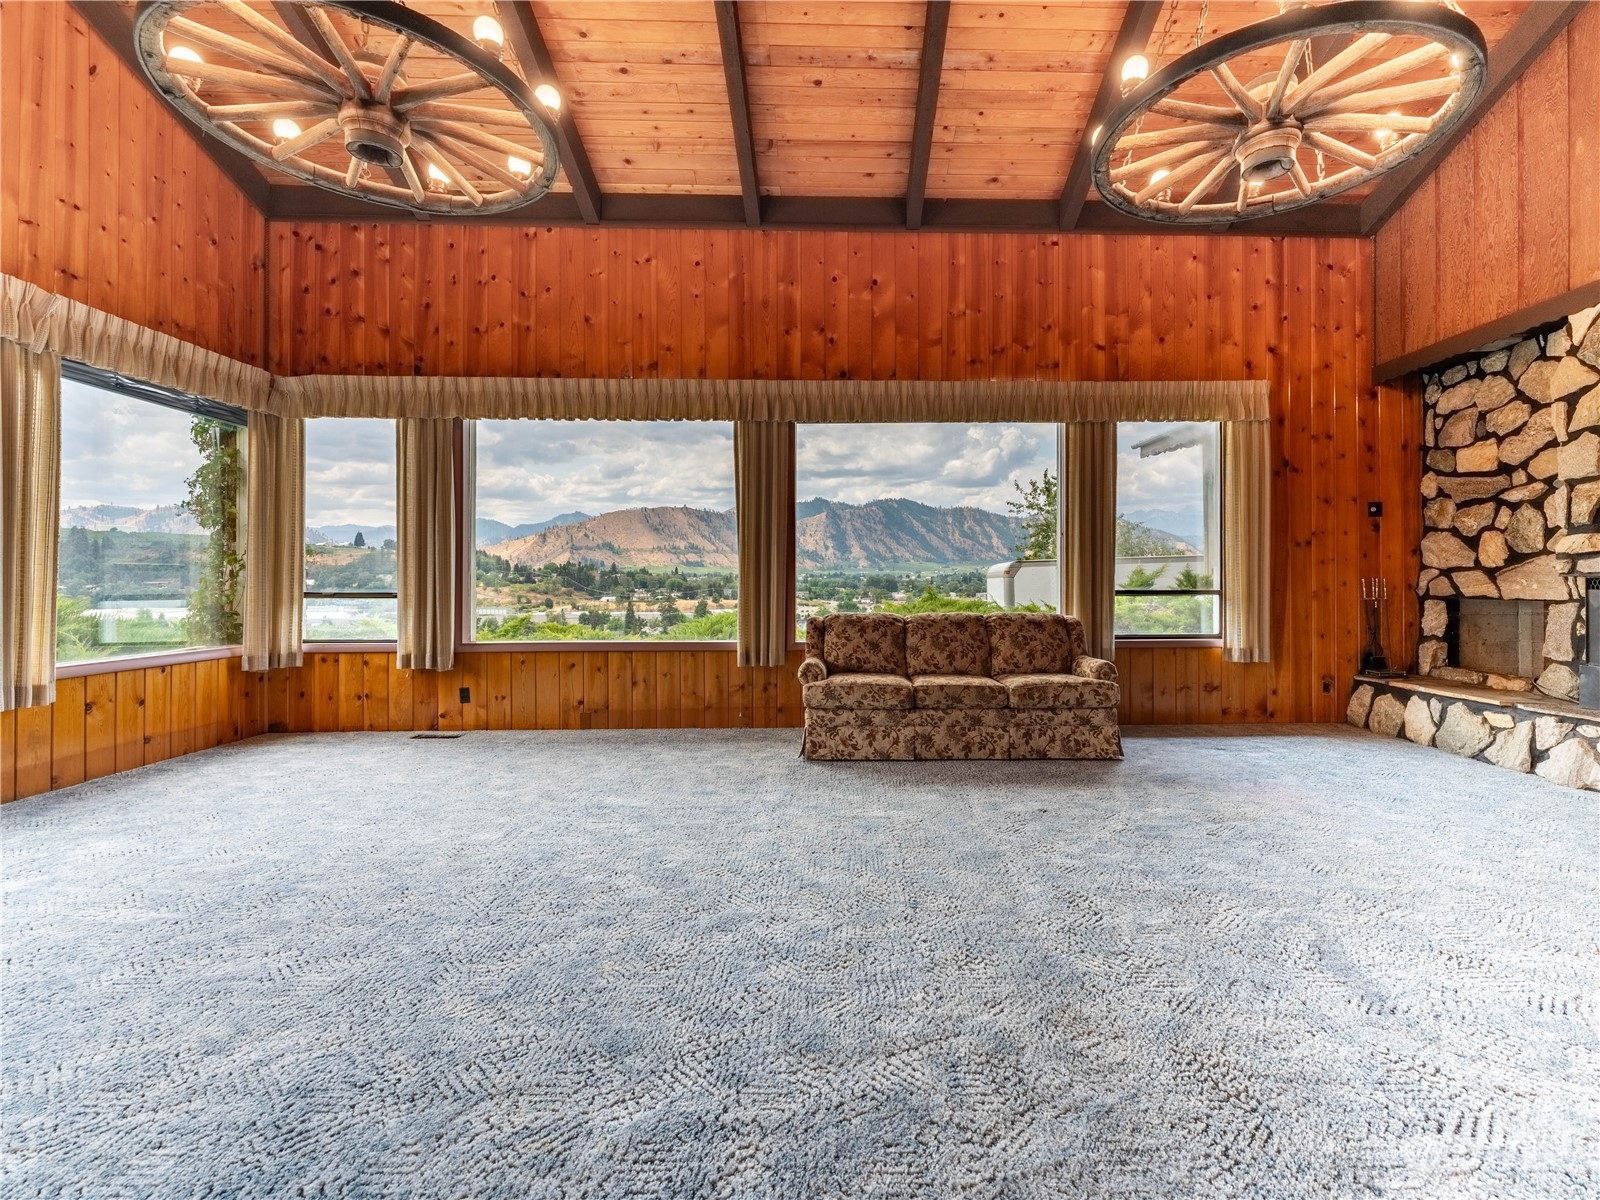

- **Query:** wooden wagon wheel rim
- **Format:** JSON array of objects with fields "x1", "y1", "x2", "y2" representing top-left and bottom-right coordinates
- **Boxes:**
[
  {"x1": 1091, "y1": 0, "x2": 1488, "y2": 224},
  {"x1": 133, "y1": 0, "x2": 561, "y2": 215}
]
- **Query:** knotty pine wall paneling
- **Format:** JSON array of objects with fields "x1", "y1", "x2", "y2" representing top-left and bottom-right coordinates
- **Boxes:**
[
  {"x1": 245, "y1": 651, "x2": 802, "y2": 736},
  {"x1": 0, "y1": 1, "x2": 268, "y2": 366},
  {"x1": 268, "y1": 225, "x2": 1414, "y2": 727},
  {"x1": 1, "y1": 658, "x2": 260, "y2": 803},
  {"x1": 1374, "y1": 3, "x2": 1600, "y2": 371}
]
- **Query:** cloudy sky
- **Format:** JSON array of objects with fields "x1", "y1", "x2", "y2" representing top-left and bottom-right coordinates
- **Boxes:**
[
  {"x1": 305, "y1": 418, "x2": 398, "y2": 527},
  {"x1": 61, "y1": 389, "x2": 1207, "y2": 532},
  {"x1": 59, "y1": 379, "x2": 202, "y2": 509}
]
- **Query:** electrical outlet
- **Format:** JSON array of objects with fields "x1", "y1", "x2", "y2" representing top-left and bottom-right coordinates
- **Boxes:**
[
  {"x1": 459, "y1": 687, "x2": 471, "y2": 704},
  {"x1": 1321, "y1": 677, "x2": 1333, "y2": 694}
]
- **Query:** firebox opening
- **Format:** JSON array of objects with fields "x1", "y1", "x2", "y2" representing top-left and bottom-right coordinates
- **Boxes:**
[{"x1": 1455, "y1": 599, "x2": 1546, "y2": 680}]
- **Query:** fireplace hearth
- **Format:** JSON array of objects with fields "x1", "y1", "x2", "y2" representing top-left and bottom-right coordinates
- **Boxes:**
[{"x1": 1351, "y1": 304, "x2": 1600, "y2": 791}]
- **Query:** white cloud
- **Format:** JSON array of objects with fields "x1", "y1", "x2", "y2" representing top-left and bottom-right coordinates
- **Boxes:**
[
  {"x1": 59, "y1": 381, "x2": 201, "y2": 509},
  {"x1": 798, "y1": 423, "x2": 1055, "y2": 510},
  {"x1": 1116, "y1": 422, "x2": 1209, "y2": 510},
  {"x1": 304, "y1": 418, "x2": 397, "y2": 526},
  {"x1": 474, "y1": 420, "x2": 736, "y2": 521}
]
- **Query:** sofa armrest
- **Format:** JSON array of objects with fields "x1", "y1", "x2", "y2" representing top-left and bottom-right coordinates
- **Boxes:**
[
  {"x1": 1072, "y1": 655, "x2": 1117, "y2": 682},
  {"x1": 797, "y1": 655, "x2": 829, "y2": 685}
]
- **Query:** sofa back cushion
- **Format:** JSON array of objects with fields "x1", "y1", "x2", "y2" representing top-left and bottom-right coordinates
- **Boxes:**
[
  {"x1": 822, "y1": 613, "x2": 907, "y2": 676},
  {"x1": 986, "y1": 613, "x2": 1085, "y2": 675},
  {"x1": 905, "y1": 613, "x2": 990, "y2": 676}
]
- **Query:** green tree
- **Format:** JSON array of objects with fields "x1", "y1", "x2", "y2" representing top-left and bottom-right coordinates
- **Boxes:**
[
  {"x1": 694, "y1": 597, "x2": 710, "y2": 620},
  {"x1": 1174, "y1": 566, "x2": 1213, "y2": 590},
  {"x1": 659, "y1": 601, "x2": 684, "y2": 630},
  {"x1": 623, "y1": 599, "x2": 638, "y2": 634},
  {"x1": 1122, "y1": 564, "x2": 1168, "y2": 590},
  {"x1": 1007, "y1": 468, "x2": 1057, "y2": 560},
  {"x1": 182, "y1": 418, "x2": 243, "y2": 645},
  {"x1": 353, "y1": 531, "x2": 366, "y2": 548}
]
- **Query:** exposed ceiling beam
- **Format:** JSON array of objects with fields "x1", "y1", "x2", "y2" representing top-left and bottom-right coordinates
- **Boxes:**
[
  {"x1": 262, "y1": 186, "x2": 1369, "y2": 237},
  {"x1": 69, "y1": 0, "x2": 273, "y2": 210},
  {"x1": 270, "y1": 1, "x2": 337, "y2": 62},
  {"x1": 713, "y1": 1, "x2": 761, "y2": 228},
  {"x1": 1058, "y1": 0, "x2": 1163, "y2": 230},
  {"x1": 495, "y1": 0, "x2": 602, "y2": 224},
  {"x1": 905, "y1": 0, "x2": 951, "y2": 231},
  {"x1": 1359, "y1": 0, "x2": 1586, "y2": 235}
]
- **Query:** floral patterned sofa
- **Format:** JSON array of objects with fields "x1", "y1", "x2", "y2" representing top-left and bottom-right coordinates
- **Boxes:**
[{"x1": 798, "y1": 612, "x2": 1122, "y2": 761}]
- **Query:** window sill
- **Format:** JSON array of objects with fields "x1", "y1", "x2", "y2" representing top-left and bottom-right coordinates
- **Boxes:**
[
  {"x1": 55, "y1": 645, "x2": 243, "y2": 679},
  {"x1": 1114, "y1": 637, "x2": 1225, "y2": 650},
  {"x1": 302, "y1": 641, "x2": 398, "y2": 653}
]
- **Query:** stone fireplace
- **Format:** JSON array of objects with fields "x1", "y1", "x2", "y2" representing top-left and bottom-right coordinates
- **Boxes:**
[{"x1": 1349, "y1": 303, "x2": 1600, "y2": 789}]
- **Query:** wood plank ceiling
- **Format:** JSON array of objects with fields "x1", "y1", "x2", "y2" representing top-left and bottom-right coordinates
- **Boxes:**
[{"x1": 83, "y1": 0, "x2": 1544, "y2": 233}]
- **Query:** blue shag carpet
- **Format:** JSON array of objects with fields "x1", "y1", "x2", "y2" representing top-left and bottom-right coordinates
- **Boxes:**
[{"x1": 2, "y1": 725, "x2": 1595, "y2": 1198}]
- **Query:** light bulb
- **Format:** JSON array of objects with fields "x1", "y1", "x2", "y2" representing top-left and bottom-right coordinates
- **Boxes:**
[
  {"x1": 1090, "y1": 124, "x2": 1102, "y2": 147},
  {"x1": 1449, "y1": 52, "x2": 1461, "y2": 68},
  {"x1": 507, "y1": 155, "x2": 533, "y2": 179},
  {"x1": 168, "y1": 45, "x2": 202, "y2": 64},
  {"x1": 1120, "y1": 55, "x2": 1149, "y2": 87},
  {"x1": 1374, "y1": 112, "x2": 1400, "y2": 148},
  {"x1": 1149, "y1": 168, "x2": 1169, "y2": 185},
  {"x1": 427, "y1": 163, "x2": 451, "y2": 184},
  {"x1": 534, "y1": 83, "x2": 561, "y2": 111},
  {"x1": 272, "y1": 118, "x2": 302, "y2": 141},
  {"x1": 473, "y1": 15, "x2": 504, "y2": 51}
]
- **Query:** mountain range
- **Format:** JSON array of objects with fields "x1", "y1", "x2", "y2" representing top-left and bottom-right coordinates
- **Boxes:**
[
  {"x1": 483, "y1": 498, "x2": 1032, "y2": 571},
  {"x1": 61, "y1": 503, "x2": 201, "y2": 535}
]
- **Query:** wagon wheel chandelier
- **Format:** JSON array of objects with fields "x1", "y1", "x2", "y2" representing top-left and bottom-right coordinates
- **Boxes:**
[
  {"x1": 1091, "y1": 0, "x2": 1487, "y2": 224},
  {"x1": 133, "y1": 0, "x2": 561, "y2": 215}
]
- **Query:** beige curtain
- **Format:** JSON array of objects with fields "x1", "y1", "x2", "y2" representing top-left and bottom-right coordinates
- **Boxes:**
[
  {"x1": 735, "y1": 421, "x2": 796, "y2": 667},
  {"x1": 1, "y1": 274, "x2": 271, "y2": 410},
  {"x1": 267, "y1": 373, "x2": 1270, "y2": 423},
  {"x1": 396, "y1": 418, "x2": 456, "y2": 671},
  {"x1": 1060, "y1": 422, "x2": 1117, "y2": 661},
  {"x1": 242, "y1": 411, "x2": 304, "y2": 671},
  {"x1": 1223, "y1": 420, "x2": 1273, "y2": 663},
  {"x1": 1, "y1": 340, "x2": 61, "y2": 710}
]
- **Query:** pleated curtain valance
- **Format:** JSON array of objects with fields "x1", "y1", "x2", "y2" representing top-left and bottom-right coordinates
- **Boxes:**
[
  {"x1": 1, "y1": 275, "x2": 272, "y2": 411},
  {"x1": 2, "y1": 274, "x2": 1268, "y2": 423},
  {"x1": 266, "y1": 374, "x2": 1270, "y2": 423}
]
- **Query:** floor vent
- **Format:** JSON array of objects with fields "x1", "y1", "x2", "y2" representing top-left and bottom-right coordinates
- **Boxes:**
[{"x1": 411, "y1": 732, "x2": 465, "y2": 740}]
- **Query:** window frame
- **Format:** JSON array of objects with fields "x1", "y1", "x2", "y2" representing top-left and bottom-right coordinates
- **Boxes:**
[
  {"x1": 455, "y1": 418, "x2": 745, "y2": 653},
  {"x1": 54, "y1": 362, "x2": 249, "y2": 672},
  {"x1": 1112, "y1": 420, "x2": 1225, "y2": 646},
  {"x1": 301, "y1": 416, "x2": 400, "y2": 645}
]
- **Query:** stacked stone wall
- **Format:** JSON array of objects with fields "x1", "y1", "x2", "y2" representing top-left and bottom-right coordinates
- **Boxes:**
[{"x1": 1418, "y1": 306, "x2": 1600, "y2": 699}]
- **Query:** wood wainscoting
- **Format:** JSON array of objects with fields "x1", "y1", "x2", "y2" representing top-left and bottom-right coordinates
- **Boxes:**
[
  {"x1": 6, "y1": 633, "x2": 1396, "y2": 802},
  {"x1": 1, "y1": 658, "x2": 255, "y2": 803},
  {"x1": 248, "y1": 650, "x2": 804, "y2": 734}
]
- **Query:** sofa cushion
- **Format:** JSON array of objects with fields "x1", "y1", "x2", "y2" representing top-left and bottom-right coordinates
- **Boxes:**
[
  {"x1": 905, "y1": 613, "x2": 990, "y2": 676},
  {"x1": 822, "y1": 613, "x2": 907, "y2": 676},
  {"x1": 998, "y1": 673, "x2": 1120, "y2": 709},
  {"x1": 986, "y1": 613, "x2": 1081, "y2": 675},
  {"x1": 911, "y1": 674, "x2": 1009, "y2": 710},
  {"x1": 803, "y1": 672, "x2": 915, "y2": 710}
]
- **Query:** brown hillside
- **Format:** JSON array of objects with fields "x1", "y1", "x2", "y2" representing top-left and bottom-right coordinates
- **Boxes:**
[{"x1": 484, "y1": 499, "x2": 1028, "y2": 571}]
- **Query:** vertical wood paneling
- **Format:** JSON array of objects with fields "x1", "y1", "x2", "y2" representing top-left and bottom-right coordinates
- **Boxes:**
[
  {"x1": 1375, "y1": 4, "x2": 1600, "y2": 365},
  {"x1": 256, "y1": 224, "x2": 1398, "y2": 731},
  {"x1": 0, "y1": 2, "x2": 268, "y2": 365},
  {"x1": 5, "y1": 659, "x2": 257, "y2": 803}
]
